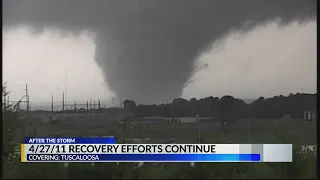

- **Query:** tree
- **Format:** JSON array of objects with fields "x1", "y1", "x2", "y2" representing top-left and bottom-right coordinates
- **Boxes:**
[
  {"x1": 129, "y1": 94, "x2": 315, "y2": 119},
  {"x1": 219, "y1": 95, "x2": 235, "y2": 132},
  {"x1": 123, "y1": 100, "x2": 136, "y2": 111},
  {"x1": 3, "y1": 111, "x2": 20, "y2": 179},
  {"x1": 3, "y1": 83, "x2": 20, "y2": 178}
]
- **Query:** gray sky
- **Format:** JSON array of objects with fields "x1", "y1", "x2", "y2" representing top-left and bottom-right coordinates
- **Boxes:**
[
  {"x1": 183, "y1": 20, "x2": 316, "y2": 99},
  {"x1": 3, "y1": 0, "x2": 317, "y2": 107}
]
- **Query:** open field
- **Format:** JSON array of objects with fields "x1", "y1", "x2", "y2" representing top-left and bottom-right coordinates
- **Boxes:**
[
  {"x1": 8, "y1": 112, "x2": 316, "y2": 179},
  {"x1": 26, "y1": 114, "x2": 316, "y2": 145}
]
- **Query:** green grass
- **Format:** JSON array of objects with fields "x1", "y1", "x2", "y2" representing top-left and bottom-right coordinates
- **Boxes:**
[
  {"x1": 33, "y1": 118, "x2": 316, "y2": 145},
  {"x1": 5, "y1": 110, "x2": 316, "y2": 179}
]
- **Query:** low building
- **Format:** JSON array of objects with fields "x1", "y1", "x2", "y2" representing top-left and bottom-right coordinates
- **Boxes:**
[
  {"x1": 304, "y1": 111, "x2": 316, "y2": 123},
  {"x1": 283, "y1": 114, "x2": 291, "y2": 119},
  {"x1": 117, "y1": 117, "x2": 167, "y2": 131},
  {"x1": 116, "y1": 116, "x2": 216, "y2": 131},
  {"x1": 43, "y1": 112, "x2": 110, "y2": 123}
]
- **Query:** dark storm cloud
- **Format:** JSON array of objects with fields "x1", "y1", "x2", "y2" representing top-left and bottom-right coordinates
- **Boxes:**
[{"x1": 3, "y1": 0, "x2": 316, "y2": 104}]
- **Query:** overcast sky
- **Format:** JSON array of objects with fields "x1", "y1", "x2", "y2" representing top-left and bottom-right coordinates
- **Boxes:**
[
  {"x1": 183, "y1": 20, "x2": 317, "y2": 99},
  {"x1": 3, "y1": 18, "x2": 316, "y2": 109},
  {"x1": 3, "y1": 0, "x2": 316, "y2": 109}
]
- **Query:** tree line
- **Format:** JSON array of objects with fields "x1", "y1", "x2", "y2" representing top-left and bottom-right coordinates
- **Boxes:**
[{"x1": 124, "y1": 93, "x2": 316, "y2": 119}]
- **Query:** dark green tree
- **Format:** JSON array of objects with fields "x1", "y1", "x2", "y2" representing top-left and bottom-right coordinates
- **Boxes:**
[{"x1": 219, "y1": 95, "x2": 235, "y2": 132}]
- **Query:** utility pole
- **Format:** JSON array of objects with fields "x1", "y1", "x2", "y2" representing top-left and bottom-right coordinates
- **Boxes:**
[
  {"x1": 23, "y1": 84, "x2": 30, "y2": 140},
  {"x1": 51, "y1": 96, "x2": 53, "y2": 112},
  {"x1": 197, "y1": 114, "x2": 200, "y2": 143},
  {"x1": 62, "y1": 92, "x2": 65, "y2": 112},
  {"x1": 7, "y1": 96, "x2": 10, "y2": 108},
  {"x1": 247, "y1": 118, "x2": 251, "y2": 143},
  {"x1": 3, "y1": 85, "x2": 11, "y2": 111},
  {"x1": 3, "y1": 85, "x2": 6, "y2": 110},
  {"x1": 65, "y1": 68, "x2": 67, "y2": 109},
  {"x1": 74, "y1": 101, "x2": 77, "y2": 111},
  {"x1": 171, "y1": 101, "x2": 175, "y2": 124},
  {"x1": 25, "y1": 84, "x2": 29, "y2": 113},
  {"x1": 86, "y1": 101, "x2": 89, "y2": 111},
  {"x1": 90, "y1": 98, "x2": 92, "y2": 110}
]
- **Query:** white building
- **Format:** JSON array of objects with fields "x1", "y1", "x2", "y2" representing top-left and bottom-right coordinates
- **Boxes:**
[{"x1": 304, "y1": 111, "x2": 316, "y2": 123}]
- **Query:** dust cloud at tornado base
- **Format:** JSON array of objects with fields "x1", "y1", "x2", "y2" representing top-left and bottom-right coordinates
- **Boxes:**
[{"x1": 3, "y1": 0, "x2": 316, "y2": 104}]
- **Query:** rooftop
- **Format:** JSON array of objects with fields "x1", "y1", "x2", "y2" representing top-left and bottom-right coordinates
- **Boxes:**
[{"x1": 132, "y1": 116, "x2": 215, "y2": 123}]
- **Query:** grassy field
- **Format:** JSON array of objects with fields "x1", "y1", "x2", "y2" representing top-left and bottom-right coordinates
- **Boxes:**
[
  {"x1": 30, "y1": 117, "x2": 316, "y2": 145},
  {"x1": 6, "y1": 111, "x2": 316, "y2": 179}
]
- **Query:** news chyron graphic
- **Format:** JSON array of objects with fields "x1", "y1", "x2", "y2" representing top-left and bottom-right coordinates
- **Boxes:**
[{"x1": 21, "y1": 137, "x2": 293, "y2": 162}]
